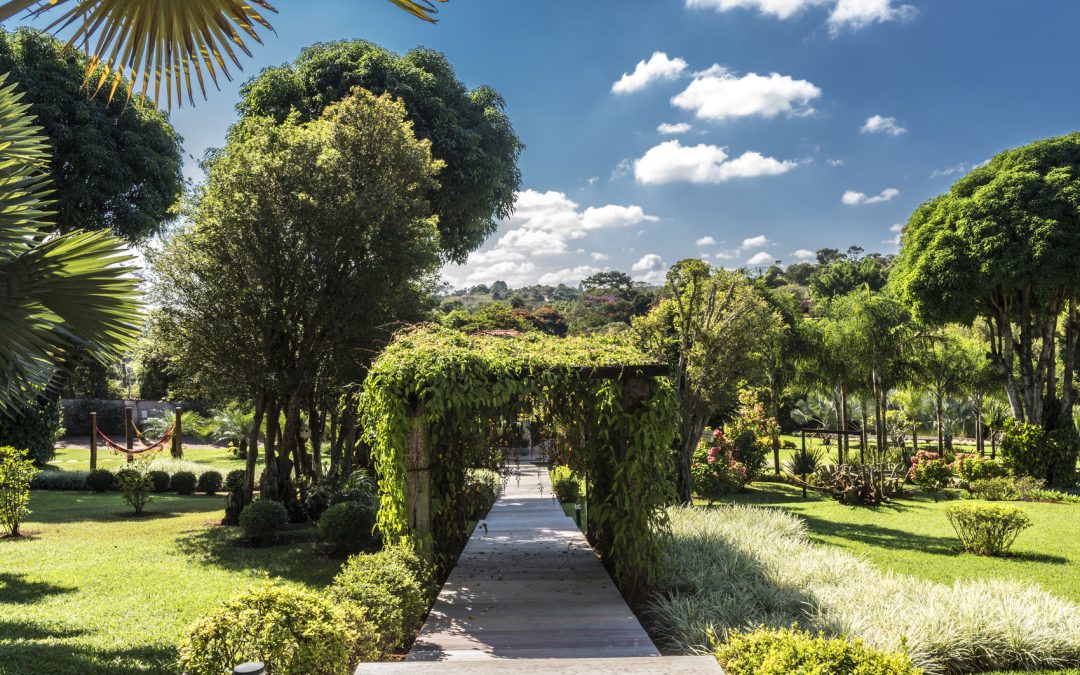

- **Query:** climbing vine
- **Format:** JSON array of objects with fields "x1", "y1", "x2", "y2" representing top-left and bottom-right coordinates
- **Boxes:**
[{"x1": 358, "y1": 325, "x2": 678, "y2": 592}]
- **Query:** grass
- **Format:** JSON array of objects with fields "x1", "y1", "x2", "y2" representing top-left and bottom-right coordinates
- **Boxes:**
[
  {"x1": 650, "y1": 504, "x2": 1080, "y2": 674},
  {"x1": 0, "y1": 491, "x2": 339, "y2": 674},
  {"x1": 711, "y1": 482, "x2": 1080, "y2": 603},
  {"x1": 48, "y1": 438, "x2": 253, "y2": 473}
]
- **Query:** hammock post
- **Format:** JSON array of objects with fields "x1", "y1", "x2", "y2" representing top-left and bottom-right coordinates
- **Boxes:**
[
  {"x1": 124, "y1": 406, "x2": 134, "y2": 463},
  {"x1": 89, "y1": 412, "x2": 98, "y2": 470},
  {"x1": 173, "y1": 406, "x2": 183, "y2": 459}
]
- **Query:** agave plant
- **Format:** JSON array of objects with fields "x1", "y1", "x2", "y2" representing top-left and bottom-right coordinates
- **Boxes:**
[
  {"x1": 0, "y1": 73, "x2": 140, "y2": 412},
  {"x1": 0, "y1": 0, "x2": 448, "y2": 108}
]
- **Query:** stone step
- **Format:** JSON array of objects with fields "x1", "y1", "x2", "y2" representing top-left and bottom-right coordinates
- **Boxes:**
[{"x1": 355, "y1": 655, "x2": 723, "y2": 674}]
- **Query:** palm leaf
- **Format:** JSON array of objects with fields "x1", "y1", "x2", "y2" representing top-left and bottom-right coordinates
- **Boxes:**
[
  {"x1": 0, "y1": 73, "x2": 142, "y2": 412},
  {"x1": 0, "y1": 0, "x2": 448, "y2": 108}
]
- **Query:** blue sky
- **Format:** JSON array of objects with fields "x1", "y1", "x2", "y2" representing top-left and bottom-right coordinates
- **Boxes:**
[{"x1": 34, "y1": 1, "x2": 1080, "y2": 288}]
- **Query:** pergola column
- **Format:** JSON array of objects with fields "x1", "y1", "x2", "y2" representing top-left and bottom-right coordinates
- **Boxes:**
[{"x1": 405, "y1": 403, "x2": 433, "y2": 561}]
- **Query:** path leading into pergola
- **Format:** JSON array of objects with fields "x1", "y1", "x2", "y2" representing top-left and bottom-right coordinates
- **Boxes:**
[{"x1": 357, "y1": 457, "x2": 721, "y2": 673}]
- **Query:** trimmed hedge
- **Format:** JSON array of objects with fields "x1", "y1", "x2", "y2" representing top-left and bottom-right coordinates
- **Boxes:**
[
  {"x1": 196, "y1": 470, "x2": 223, "y2": 495},
  {"x1": 318, "y1": 501, "x2": 377, "y2": 554},
  {"x1": 240, "y1": 499, "x2": 288, "y2": 544},
  {"x1": 148, "y1": 470, "x2": 171, "y2": 493},
  {"x1": 86, "y1": 469, "x2": 115, "y2": 493},
  {"x1": 714, "y1": 626, "x2": 920, "y2": 675},
  {"x1": 31, "y1": 470, "x2": 88, "y2": 491},
  {"x1": 328, "y1": 546, "x2": 429, "y2": 652},
  {"x1": 170, "y1": 471, "x2": 197, "y2": 495}
]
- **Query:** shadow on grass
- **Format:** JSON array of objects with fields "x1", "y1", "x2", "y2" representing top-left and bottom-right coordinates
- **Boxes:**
[
  {"x1": 174, "y1": 523, "x2": 338, "y2": 587},
  {"x1": 796, "y1": 512, "x2": 962, "y2": 556},
  {"x1": 0, "y1": 573, "x2": 75, "y2": 604},
  {"x1": 0, "y1": 621, "x2": 176, "y2": 675},
  {"x1": 25, "y1": 493, "x2": 224, "y2": 525}
]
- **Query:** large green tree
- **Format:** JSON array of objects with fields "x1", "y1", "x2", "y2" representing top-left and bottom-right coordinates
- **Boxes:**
[
  {"x1": 634, "y1": 259, "x2": 779, "y2": 501},
  {"x1": 0, "y1": 28, "x2": 182, "y2": 242},
  {"x1": 892, "y1": 132, "x2": 1080, "y2": 425},
  {"x1": 235, "y1": 40, "x2": 523, "y2": 262},
  {"x1": 153, "y1": 89, "x2": 442, "y2": 502}
]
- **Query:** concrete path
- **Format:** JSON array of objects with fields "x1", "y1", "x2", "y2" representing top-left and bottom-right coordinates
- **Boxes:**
[{"x1": 356, "y1": 459, "x2": 722, "y2": 673}]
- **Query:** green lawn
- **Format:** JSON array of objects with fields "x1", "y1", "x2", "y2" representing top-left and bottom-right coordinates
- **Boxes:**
[
  {"x1": 49, "y1": 439, "x2": 252, "y2": 473},
  {"x1": 0, "y1": 491, "x2": 338, "y2": 674},
  {"x1": 713, "y1": 481, "x2": 1080, "y2": 604}
]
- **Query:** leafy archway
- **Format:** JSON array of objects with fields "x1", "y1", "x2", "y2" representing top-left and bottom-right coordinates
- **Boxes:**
[{"x1": 358, "y1": 325, "x2": 677, "y2": 595}]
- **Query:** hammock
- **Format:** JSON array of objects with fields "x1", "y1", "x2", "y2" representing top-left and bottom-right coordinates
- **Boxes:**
[{"x1": 97, "y1": 423, "x2": 174, "y2": 456}]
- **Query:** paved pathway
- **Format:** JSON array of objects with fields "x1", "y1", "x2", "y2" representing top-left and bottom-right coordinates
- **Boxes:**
[{"x1": 356, "y1": 459, "x2": 722, "y2": 673}]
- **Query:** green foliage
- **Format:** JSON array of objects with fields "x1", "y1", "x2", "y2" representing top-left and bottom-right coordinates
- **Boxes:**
[
  {"x1": 236, "y1": 40, "x2": 523, "y2": 263},
  {"x1": 30, "y1": 469, "x2": 87, "y2": 490},
  {"x1": 117, "y1": 460, "x2": 154, "y2": 515},
  {"x1": 318, "y1": 501, "x2": 378, "y2": 554},
  {"x1": 359, "y1": 325, "x2": 677, "y2": 591},
  {"x1": 946, "y1": 503, "x2": 1032, "y2": 556},
  {"x1": 550, "y1": 465, "x2": 581, "y2": 502},
  {"x1": 726, "y1": 389, "x2": 780, "y2": 481},
  {"x1": 170, "y1": 471, "x2": 197, "y2": 496},
  {"x1": 0, "y1": 28, "x2": 182, "y2": 242},
  {"x1": 148, "y1": 470, "x2": 171, "y2": 493},
  {"x1": 61, "y1": 399, "x2": 126, "y2": 435},
  {"x1": 85, "y1": 468, "x2": 115, "y2": 493},
  {"x1": 713, "y1": 625, "x2": 920, "y2": 675},
  {"x1": 785, "y1": 448, "x2": 823, "y2": 476},
  {"x1": 179, "y1": 582, "x2": 378, "y2": 675},
  {"x1": 196, "y1": 470, "x2": 223, "y2": 495},
  {"x1": 0, "y1": 446, "x2": 34, "y2": 535},
  {"x1": 239, "y1": 499, "x2": 288, "y2": 544},
  {"x1": 464, "y1": 469, "x2": 500, "y2": 519},
  {"x1": 953, "y1": 454, "x2": 1008, "y2": 490},
  {"x1": 692, "y1": 431, "x2": 750, "y2": 502},
  {"x1": 1000, "y1": 419, "x2": 1079, "y2": 486},
  {"x1": 808, "y1": 256, "x2": 889, "y2": 300},
  {"x1": 0, "y1": 398, "x2": 61, "y2": 465},
  {"x1": 328, "y1": 546, "x2": 430, "y2": 653},
  {"x1": 224, "y1": 469, "x2": 246, "y2": 492},
  {"x1": 909, "y1": 451, "x2": 953, "y2": 500}
]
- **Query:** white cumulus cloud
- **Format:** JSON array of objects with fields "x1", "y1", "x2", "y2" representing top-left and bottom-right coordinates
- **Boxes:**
[
  {"x1": 746, "y1": 251, "x2": 776, "y2": 266},
  {"x1": 695, "y1": 236, "x2": 717, "y2": 246},
  {"x1": 612, "y1": 52, "x2": 688, "y2": 94},
  {"x1": 841, "y1": 187, "x2": 899, "y2": 205},
  {"x1": 672, "y1": 69, "x2": 821, "y2": 121},
  {"x1": 634, "y1": 140, "x2": 796, "y2": 185},
  {"x1": 790, "y1": 249, "x2": 816, "y2": 262},
  {"x1": 741, "y1": 235, "x2": 772, "y2": 250},
  {"x1": 539, "y1": 266, "x2": 603, "y2": 286},
  {"x1": 686, "y1": 0, "x2": 916, "y2": 34},
  {"x1": 631, "y1": 253, "x2": 668, "y2": 284},
  {"x1": 658, "y1": 122, "x2": 693, "y2": 135},
  {"x1": 861, "y1": 114, "x2": 906, "y2": 136}
]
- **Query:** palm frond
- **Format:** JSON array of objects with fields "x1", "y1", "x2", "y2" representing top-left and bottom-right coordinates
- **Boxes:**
[{"x1": 0, "y1": 0, "x2": 448, "y2": 108}]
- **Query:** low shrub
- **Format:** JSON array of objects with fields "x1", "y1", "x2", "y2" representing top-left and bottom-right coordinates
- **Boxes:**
[
  {"x1": 0, "y1": 399, "x2": 62, "y2": 465},
  {"x1": 117, "y1": 462, "x2": 154, "y2": 515},
  {"x1": 86, "y1": 468, "x2": 115, "y2": 493},
  {"x1": 945, "y1": 503, "x2": 1032, "y2": 556},
  {"x1": 550, "y1": 465, "x2": 580, "y2": 503},
  {"x1": 909, "y1": 451, "x2": 953, "y2": 500},
  {"x1": 713, "y1": 625, "x2": 920, "y2": 675},
  {"x1": 970, "y1": 476, "x2": 1016, "y2": 501},
  {"x1": 1001, "y1": 418, "x2": 1079, "y2": 487},
  {"x1": 464, "y1": 469, "x2": 499, "y2": 518},
  {"x1": 0, "y1": 447, "x2": 36, "y2": 536},
  {"x1": 148, "y1": 470, "x2": 171, "y2": 493},
  {"x1": 954, "y1": 455, "x2": 1008, "y2": 490},
  {"x1": 171, "y1": 471, "x2": 197, "y2": 495},
  {"x1": 649, "y1": 505, "x2": 1080, "y2": 673},
  {"x1": 780, "y1": 439, "x2": 798, "y2": 450},
  {"x1": 328, "y1": 545, "x2": 430, "y2": 652},
  {"x1": 196, "y1": 470, "x2": 223, "y2": 495},
  {"x1": 692, "y1": 430, "x2": 750, "y2": 502},
  {"x1": 30, "y1": 469, "x2": 88, "y2": 491},
  {"x1": 327, "y1": 469, "x2": 377, "y2": 508},
  {"x1": 224, "y1": 469, "x2": 246, "y2": 492},
  {"x1": 239, "y1": 499, "x2": 288, "y2": 544},
  {"x1": 179, "y1": 581, "x2": 378, "y2": 675},
  {"x1": 318, "y1": 501, "x2": 377, "y2": 554}
]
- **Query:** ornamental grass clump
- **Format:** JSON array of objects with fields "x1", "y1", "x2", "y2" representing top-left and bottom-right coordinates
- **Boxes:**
[
  {"x1": 649, "y1": 505, "x2": 1080, "y2": 674},
  {"x1": 945, "y1": 503, "x2": 1032, "y2": 556}
]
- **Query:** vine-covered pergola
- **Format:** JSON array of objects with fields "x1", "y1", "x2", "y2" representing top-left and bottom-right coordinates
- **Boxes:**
[{"x1": 358, "y1": 325, "x2": 677, "y2": 595}]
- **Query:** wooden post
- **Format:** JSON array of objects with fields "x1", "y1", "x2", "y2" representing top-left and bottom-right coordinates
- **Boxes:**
[
  {"x1": 124, "y1": 406, "x2": 134, "y2": 463},
  {"x1": 89, "y1": 412, "x2": 98, "y2": 470},
  {"x1": 912, "y1": 421, "x2": 918, "y2": 453},
  {"x1": 800, "y1": 429, "x2": 807, "y2": 498},
  {"x1": 173, "y1": 406, "x2": 183, "y2": 459},
  {"x1": 404, "y1": 403, "x2": 433, "y2": 562}
]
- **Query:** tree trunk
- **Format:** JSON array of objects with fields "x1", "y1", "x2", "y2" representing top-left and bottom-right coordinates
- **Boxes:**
[
  {"x1": 838, "y1": 385, "x2": 847, "y2": 465},
  {"x1": 771, "y1": 383, "x2": 781, "y2": 475},
  {"x1": 244, "y1": 395, "x2": 266, "y2": 504},
  {"x1": 936, "y1": 394, "x2": 944, "y2": 454},
  {"x1": 677, "y1": 412, "x2": 708, "y2": 503}
]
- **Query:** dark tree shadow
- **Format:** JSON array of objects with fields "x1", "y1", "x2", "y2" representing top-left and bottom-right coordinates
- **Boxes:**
[
  {"x1": 0, "y1": 573, "x2": 75, "y2": 604},
  {"x1": 796, "y1": 513, "x2": 962, "y2": 556},
  {"x1": 175, "y1": 524, "x2": 338, "y2": 586}
]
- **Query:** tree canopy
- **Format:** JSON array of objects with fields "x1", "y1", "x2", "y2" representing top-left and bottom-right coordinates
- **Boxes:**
[
  {"x1": 0, "y1": 28, "x2": 183, "y2": 242},
  {"x1": 891, "y1": 132, "x2": 1080, "y2": 424},
  {"x1": 236, "y1": 40, "x2": 523, "y2": 262}
]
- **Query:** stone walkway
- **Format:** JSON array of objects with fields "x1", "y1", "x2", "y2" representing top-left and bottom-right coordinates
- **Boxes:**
[{"x1": 356, "y1": 460, "x2": 721, "y2": 673}]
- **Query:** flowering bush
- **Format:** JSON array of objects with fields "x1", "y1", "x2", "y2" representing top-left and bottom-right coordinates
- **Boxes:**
[
  {"x1": 692, "y1": 430, "x2": 750, "y2": 502},
  {"x1": 724, "y1": 389, "x2": 780, "y2": 482},
  {"x1": 910, "y1": 451, "x2": 953, "y2": 500},
  {"x1": 953, "y1": 454, "x2": 1008, "y2": 491}
]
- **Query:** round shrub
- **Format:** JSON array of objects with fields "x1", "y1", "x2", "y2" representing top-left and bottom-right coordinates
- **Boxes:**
[
  {"x1": 170, "y1": 470, "x2": 197, "y2": 495},
  {"x1": 328, "y1": 545, "x2": 429, "y2": 652},
  {"x1": 86, "y1": 468, "x2": 115, "y2": 493},
  {"x1": 318, "y1": 501, "x2": 377, "y2": 554},
  {"x1": 550, "y1": 465, "x2": 580, "y2": 503},
  {"x1": 909, "y1": 451, "x2": 953, "y2": 500},
  {"x1": 945, "y1": 503, "x2": 1032, "y2": 556},
  {"x1": 224, "y1": 469, "x2": 246, "y2": 492},
  {"x1": 179, "y1": 582, "x2": 378, "y2": 675},
  {"x1": 239, "y1": 499, "x2": 288, "y2": 544},
  {"x1": 196, "y1": 470, "x2": 223, "y2": 495},
  {"x1": 113, "y1": 467, "x2": 138, "y2": 491},
  {"x1": 148, "y1": 470, "x2": 170, "y2": 493},
  {"x1": 714, "y1": 626, "x2": 920, "y2": 675}
]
